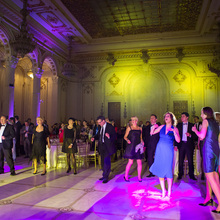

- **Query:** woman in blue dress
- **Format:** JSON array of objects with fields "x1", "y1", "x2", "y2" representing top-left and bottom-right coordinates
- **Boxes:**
[
  {"x1": 192, "y1": 107, "x2": 220, "y2": 214},
  {"x1": 150, "y1": 112, "x2": 180, "y2": 198}
]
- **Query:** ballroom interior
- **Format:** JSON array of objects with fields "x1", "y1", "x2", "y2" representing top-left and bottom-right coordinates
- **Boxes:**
[
  {"x1": 0, "y1": 0, "x2": 220, "y2": 220},
  {"x1": 0, "y1": 0, "x2": 220, "y2": 127}
]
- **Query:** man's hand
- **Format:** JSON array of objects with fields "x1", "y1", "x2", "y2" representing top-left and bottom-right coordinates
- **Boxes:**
[
  {"x1": 105, "y1": 133, "x2": 110, "y2": 139},
  {"x1": 91, "y1": 137, "x2": 94, "y2": 142},
  {"x1": 1, "y1": 136, "x2": 5, "y2": 140}
]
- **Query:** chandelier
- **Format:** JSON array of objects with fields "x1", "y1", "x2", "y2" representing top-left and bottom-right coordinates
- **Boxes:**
[
  {"x1": 208, "y1": 20, "x2": 220, "y2": 77},
  {"x1": 62, "y1": 36, "x2": 77, "y2": 77},
  {"x1": 10, "y1": 0, "x2": 36, "y2": 58}
]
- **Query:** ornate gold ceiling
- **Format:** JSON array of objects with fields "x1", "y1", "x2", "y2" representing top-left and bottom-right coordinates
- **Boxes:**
[{"x1": 61, "y1": 0, "x2": 203, "y2": 38}]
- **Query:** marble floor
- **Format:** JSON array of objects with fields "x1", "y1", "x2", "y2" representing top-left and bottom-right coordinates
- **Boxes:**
[{"x1": 0, "y1": 158, "x2": 219, "y2": 220}]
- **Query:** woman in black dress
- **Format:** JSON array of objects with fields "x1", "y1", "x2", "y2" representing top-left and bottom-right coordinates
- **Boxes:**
[
  {"x1": 192, "y1": 107, "x2": 220, "y2": 213},
  {"x1": 62, "y1": 118, "x2": 77, "y2": 174},
  {"x1": 31, "y1": 117, "x2": 50, "y2": 175},
  {"x1": 124, "y1": 116, "x2": 144, "y2": 182}
]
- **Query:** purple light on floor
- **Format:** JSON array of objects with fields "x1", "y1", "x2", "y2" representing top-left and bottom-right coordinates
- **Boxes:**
[{"x1": 4, "y1": 165, "x2": 24, "y2": 173}]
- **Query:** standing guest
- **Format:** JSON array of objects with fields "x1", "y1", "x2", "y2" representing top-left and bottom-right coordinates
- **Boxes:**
[
  {"x1": 91, "y1": 116, "x2": 116, "y2": 183},
  {"x1": 31, "y1": 117, "x2": 50, "y2": 175},
  {"x1": 150, "y1": 112, "x2": 180, "y2": 198},
  {"x1": 192, "y1": 107, "x2": 220, "y2": 213},
  {"x1": 143, "y1": 114, "x2": 160, "y2": 177},
  {"x1": 124, "y1": 116, "x2": 144, "y2": 182},
  {"x1": 176, "y1": 112, "x2": 197, "y2": 180},
  {"x1": 8, "y1": 117, "x2": 16, "y2": 161},
  {"x1": 27, "y1": 118, "x2": 34, "y2": 127},
  {"x1": 21, "y1": 121, "x2": 33, "y2": 158},
  {"x1": 14, "y1": 115, "x2": 22, "y2": 156},
  {"x1": 215, "y1": 112, "x2": 220, "y2": 174},
  {"x1": 0, "y1": 115, "x2": 16, "y2": 175},
  {"x1": 59, "y1": 123, "x2": 65, "y2": 143},
  {"x1": 80, "y1": 120, "x2": 90, "y2": 142},
  {"x1": 139, "y1": 120, "x2": 144, "y2": 128},
  {"x1": 62, "y1": 118, "x2": 77, "y2": 174},
  {"x1": 91, "y1": 120, "x2": 100, "y2": 151}
]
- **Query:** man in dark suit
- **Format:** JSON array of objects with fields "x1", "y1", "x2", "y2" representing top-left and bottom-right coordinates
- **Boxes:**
[
  {"x1": 91, "y1": 116, "x2": 116, "y2": 183},
  {"x1": 21, "y1": 121, "x2": 33, "y2": 158},
  {"x1": 176, "y1": 112, "x2": 196, "y2": 180},
  {"x1": 14, "y1": 115, "x2": 22, "y2": 156},
  {"x1": 0, "y1": 115, "x2": 16, "y2": 175},
  {"x1": 143, "y1": 114, "x2": 160, "y2": 177}
]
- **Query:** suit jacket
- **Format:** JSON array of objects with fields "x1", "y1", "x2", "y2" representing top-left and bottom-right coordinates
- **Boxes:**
[
  {"x1": 1, "y1": 124, "x2": 15, "y2": 149},
  {"x1": 176, "y1": 122, "x2": 195, "y2": 149},
  {"x1": 14, "y1": 121, "x2": 22, "y2": 140},
  {"x1": 143, "y1": 124, "x2": 160, "y2": 149},
  {"x1": 21, "y1": 125, "x2": 33, "y2": 142},
  {"x1": 96, "y1": 123, "x2": 117, "y2": 156}
]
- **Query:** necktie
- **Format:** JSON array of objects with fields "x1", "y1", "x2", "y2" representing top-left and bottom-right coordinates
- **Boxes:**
[{"x1": 100, "y1": 127, "x2": 104, "y2": 143}]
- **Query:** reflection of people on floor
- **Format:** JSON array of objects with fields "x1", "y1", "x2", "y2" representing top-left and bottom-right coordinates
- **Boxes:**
[
  {"x1": 150, "y1": 112, "x2": 180, "y2": 198},
  {"x1": 31, "y1": 117, "x2": 50, "y2": 175},
  {"x1": 62, "y1": 118, "x2": 77, "y2": 174},
  {"x1": 123, "y1": 116, "x2": 144, "y2": 182},
  {"x1": 192, "y1": 107, "x2": 220, "y2": 213}
]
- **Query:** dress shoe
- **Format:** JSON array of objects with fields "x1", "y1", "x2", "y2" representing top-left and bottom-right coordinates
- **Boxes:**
[
  {"x1": 103, "y1": 179, "x2": 108, "y2": 184},
  {"x1": 177, "y1": 176, "x2": 182, "y2": 180},
  {"x1": 66, "y1": 167, "x2": 71, "y2": 173},
  {"x1": 124, "y1": 176, "x2": 130, "y2": 182},
  {"x1": 99, "y1": 177, "x2": 104, "y2": 180},
  {"x1": 190, "y1": 177, "x2": 197, "y2": 181},
  {"x1": 146, "y1": 173, "x2": 155, "y2": 178},
  {"x1": 10, "y1": 172, "x2": 16, "y2": 176},
  {"x1": 41, "y1": 171, "x2": 47, "y2": 176},
  {"x1": 212, "y1": 210, "x2": 220, "y2": 214},
  {"x1": 199, "y1": 199, "x2": 213, "y2": 206}
]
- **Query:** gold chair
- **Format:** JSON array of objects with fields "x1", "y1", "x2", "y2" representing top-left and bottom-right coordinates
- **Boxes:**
[
  {"x1": 56, "y1": 143, "x2": 67, "y2": 169},
  {"x1": 76, "y1": 142, "x2": 90, "y2": 168},
  {"x1": 87, "y1": 140, "x2": 100, "y2": 168}
]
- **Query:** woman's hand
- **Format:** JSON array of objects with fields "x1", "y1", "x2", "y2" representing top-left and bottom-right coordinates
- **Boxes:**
[
  {"x1": 192, "y1": 125, "x2": 197, "y2": 133},
  {"x1": 127, "y1": 139, "x2": 131, "y2": 144},
  {"x1": 68, "y1": 144, "x2": 73, "y2": 148}
]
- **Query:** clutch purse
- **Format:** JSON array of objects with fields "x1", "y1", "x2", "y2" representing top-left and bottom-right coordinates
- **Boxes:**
[{"x1": 135, "y1": 143, "x2": 144, "y2": 154}]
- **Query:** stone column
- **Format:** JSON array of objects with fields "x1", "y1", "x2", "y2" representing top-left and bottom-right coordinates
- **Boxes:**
[
  {"x1": 51, "y1": 75, "x2": 59, "y2": 125},
  {"x1": 5, "y1": 57, "x2": 19, "y2": 118},
  {"x1": 32, "y1": 68, "x2": 43, "y2": 121}
]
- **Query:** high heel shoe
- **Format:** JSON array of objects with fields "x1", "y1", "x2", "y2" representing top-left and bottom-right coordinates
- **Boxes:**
[
  {"x1": 73, "y1": 170, "x2": 77, "y2": 175},
  {"x1": 124, "y1": 176, "x2": 130, "y2": 182},
  {"x1": 33, "y1": 171, "x2": 38, "y2": 174},
  {"x1": 138, "y1": 179, "x2": 142, "y2": 182},
  {"x1": 212, "y1": 210, "x2": 220, "y2": 214},
  {"x1": 199, "y1": 199, "x2": 213, "y2": 206},
  {"x1": 41, "y1": 171, "x2": 47, "y2": 176}
]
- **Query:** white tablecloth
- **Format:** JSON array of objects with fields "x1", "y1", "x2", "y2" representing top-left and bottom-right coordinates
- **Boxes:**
[{"x1": 46, "y1": 144, "x2": 58, "y2": 168}]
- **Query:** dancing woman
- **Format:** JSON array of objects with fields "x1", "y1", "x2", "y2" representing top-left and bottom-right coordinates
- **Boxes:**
[
  {"x1": 192, "y1": 107, "x2": 220, "y2": 213},
  {"x1": 150, "y1": 112, "x2": 180, "y2": 198},
  {"x1": 124, "y1": 116, "x2": 144, "y2": 182}
]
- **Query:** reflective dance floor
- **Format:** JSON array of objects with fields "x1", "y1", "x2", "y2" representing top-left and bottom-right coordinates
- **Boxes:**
[{"x1": 0, "y1": 158, "x2": 219, "y2": 220}]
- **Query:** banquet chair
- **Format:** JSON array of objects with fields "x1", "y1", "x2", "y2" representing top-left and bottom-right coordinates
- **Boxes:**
[
  {"x1": 56, "y1": 143, "x2": 67, "y2": 169},
  {"x1": 87, "y1": 140, "x2": 100, "y2": 168},
  {"x1": 76, "y1": 142, "x2": 90, "y2": 168}
]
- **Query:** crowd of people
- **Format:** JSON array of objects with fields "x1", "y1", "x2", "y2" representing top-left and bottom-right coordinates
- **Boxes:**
[{"x1": 0, "y1": 106, "x2": 219, "y2": 213}]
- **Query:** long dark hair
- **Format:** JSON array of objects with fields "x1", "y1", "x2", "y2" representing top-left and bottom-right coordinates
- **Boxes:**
[
  {"x1": 163, "y1": 112, "x2": 177, "y2": 126},
  {"x1": 202, "y1": 107, "x2": 215, "y2": 120}
]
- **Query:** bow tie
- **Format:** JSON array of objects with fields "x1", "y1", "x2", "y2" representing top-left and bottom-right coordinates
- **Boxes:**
[
  {"x1": 183, "y1": 123, "x2": 187, "y2": 125},
  {"x1": 1, "y1": 125, "x2": 5, "y2": 127}
]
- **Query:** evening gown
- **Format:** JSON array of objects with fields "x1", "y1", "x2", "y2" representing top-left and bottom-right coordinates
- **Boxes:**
[
  {"x1": 150, "y1": 125, "x2": 175, "y2": 178},
  {"x1": 124, "y1": 129, "x2": 144, "y2": 159},
  {"x1": 31, "y1": 126, "x2": 49, "y2": 163},
  {"x1": 62, "y1": 127, "x2": 77, "y2": 154},
  {"x1": 202, "y1": 119, "x2": 219, "y2": 173}
]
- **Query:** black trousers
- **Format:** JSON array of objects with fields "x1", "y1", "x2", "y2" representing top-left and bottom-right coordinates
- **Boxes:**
[
  {"x1": 147, "y1": 144, "x2": 157, "y2": 169},
  {"x1": 24, "y1": 138, "x2": 31, "y2": 156},
  {"x1": 178, "y1": 142, "x2": 195, "y2": 178},
  {"x1": 100, "y1": 143, "x2": 111, "y2": 180},
  {"x1": 0, "y1": 143, "x2": 15, "y2": 173}
]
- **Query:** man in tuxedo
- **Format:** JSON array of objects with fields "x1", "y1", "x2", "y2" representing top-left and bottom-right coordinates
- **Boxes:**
[
  {"x1": 0, "y1": 115, "x2": 16, "y2": 175},
  {"x1": 91, "y1": 116, "x2": 116, "y2": 183},
  {"x1": 176, "y1": 112, "x2": 196, "y2": 180},
  {"x1": 143, "y1": 114, "x2": 160, "y2": 177}
]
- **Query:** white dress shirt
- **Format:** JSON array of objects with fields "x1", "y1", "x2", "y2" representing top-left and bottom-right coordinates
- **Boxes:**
[
  {"x1": 0, "y1": 125, "x2": 6, "y2": 143},
  {"x1": 100, "y1": 122, "x2": 107, "y2": 142},
  {"x1": 182, "y1": 122, "x2": 188, "y2": 141}
]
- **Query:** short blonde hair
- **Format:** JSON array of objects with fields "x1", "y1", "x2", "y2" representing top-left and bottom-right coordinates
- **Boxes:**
[
  {"x1": 36, "y1": 117, "x2": 44, "y2": 121},
  {"x1": 131, "y1": 116, "x2": 138, "y2": 122}
]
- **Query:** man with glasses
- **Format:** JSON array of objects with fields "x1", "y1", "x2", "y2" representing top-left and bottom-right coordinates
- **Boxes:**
[{"x1": 91, "y1": 116, "x2": 116, "y2": 183}]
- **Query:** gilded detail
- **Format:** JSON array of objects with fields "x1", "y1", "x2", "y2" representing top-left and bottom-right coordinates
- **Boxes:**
[
  {"x1": 173, "y1": 70, "x2": 187, "y2": 85},
  {"x1": 108, "y1": 74, "x2": 120, "y2": 88}
]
